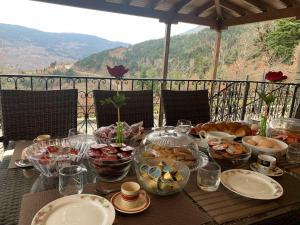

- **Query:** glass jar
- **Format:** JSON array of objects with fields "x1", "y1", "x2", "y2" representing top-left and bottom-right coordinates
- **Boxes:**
[{"x1": 268, "y1": 118, "x2": 300, "y2": 144}]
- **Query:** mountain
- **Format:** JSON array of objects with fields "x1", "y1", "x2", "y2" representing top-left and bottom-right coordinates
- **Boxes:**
[
  {"x1": 74, "y1": 20, "x2": 300, "y2": 81},
  {"x1": 74, "y1": 26, "x2": 247, "y2": 79},
  {"x1": 0, "y1": 23, "x2": 129, "y2": 71}
]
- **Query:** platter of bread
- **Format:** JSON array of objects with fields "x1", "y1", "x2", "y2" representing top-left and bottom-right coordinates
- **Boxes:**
[{"x1": 191, "y1": 122, "x2": 252, "y2": 138}]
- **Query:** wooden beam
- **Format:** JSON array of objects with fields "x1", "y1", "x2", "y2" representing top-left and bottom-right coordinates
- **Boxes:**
[
  {"x1": 219, "y1": 0, "x2": 247, "y2": 16},
  {"x1": 170, "y1": 0, "x2": 192, "y2": 13},
  {"x1": 145, "y1": 0, "x2": 161, "y2": 9},
  {"x1": 162, "y1": 23, "x2": 171, "y2": 81},
  {"x1": 212, "y1": 30, "x2": 222, "y2": 79},
  {"x1": 215, "y1": 0, "x2": 223, "y2": 19},
  {"x1": 32, "y1": 0, "x2": 215, "y2": 26},
  {"x1": 190, "y1": 1, "x2": 215, "y2": 16},
  {"x1": 243, "y1": 0, "x2": 268, "y2": 12},
  {"x1": 222, "y1": 5, "x2": 300, "y2": 27},
  {"x1": 159, "y1": 22, "x2": 172, "y2": 126},
  {"x1": 122, "y1": 0, "x2": 132, "y2": 6},
  {"x1": 279, "y1": 0, "x2": 299, "y2": 7}
]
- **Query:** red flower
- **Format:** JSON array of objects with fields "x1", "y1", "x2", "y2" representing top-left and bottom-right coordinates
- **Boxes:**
[
  {"x1": 265, "y1": 71, "x2": 287, "y2": 82},
  {"x1": 107, "y1": 65, "x2": 129, "y2": 79}
]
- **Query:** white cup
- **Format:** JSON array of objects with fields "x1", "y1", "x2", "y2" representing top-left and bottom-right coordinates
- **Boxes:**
[
  {"x1": 120, "y1": 182, "x2": 144, "y2": 208},
  {"x1": 33, "y1": 134, "x2": 51, "y2": 143},
  {"x1": 257, "y1": 154, "x2": 276, "y2": 174}
]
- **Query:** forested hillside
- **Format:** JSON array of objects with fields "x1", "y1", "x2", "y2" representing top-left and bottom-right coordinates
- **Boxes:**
[{"x1": 74, "y1": 19, "x2": 300, "y2": 81}]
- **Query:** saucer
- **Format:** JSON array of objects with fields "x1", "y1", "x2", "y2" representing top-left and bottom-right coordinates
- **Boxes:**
[
  {"x1": 14, "y1": 159, "x2": 32, "y2": 168},
  {"x1": 111, "y1": 191, "x2": 150, "y2": 214},
  {"x1": 250, "y1": 163, "x2": 284, "y2": 177}
]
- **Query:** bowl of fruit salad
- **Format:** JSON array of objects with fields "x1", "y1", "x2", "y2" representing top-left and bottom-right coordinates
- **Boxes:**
[
  {"x1": 86, "y1": 143, "x2": 135, "y2": 182},
  {"x1": 25, "y1": 138, "x2": 94, "y2": 177}
]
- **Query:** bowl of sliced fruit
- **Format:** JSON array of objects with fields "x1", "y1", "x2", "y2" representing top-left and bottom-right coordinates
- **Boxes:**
[{"x1": 25, "y1": 138, "x2": 94, "y2": 177}]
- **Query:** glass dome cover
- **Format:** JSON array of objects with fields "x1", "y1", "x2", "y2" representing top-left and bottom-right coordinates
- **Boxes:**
[{"x1": 136, "y1": 126, "x2": 207, "y2": 171}]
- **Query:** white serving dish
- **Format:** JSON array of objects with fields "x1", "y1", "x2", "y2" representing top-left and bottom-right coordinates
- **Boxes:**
[
  {"x1": 242, "y1": 136, "x2": 288, "y2": 157},
  {"x1": 221, "y1": 169, "x2": 283, "y2": 200}
]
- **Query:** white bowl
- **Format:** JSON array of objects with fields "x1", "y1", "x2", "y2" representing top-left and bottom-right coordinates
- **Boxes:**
[{"x1": 242, "y1": 136, "x2": 288, "y2": 157}]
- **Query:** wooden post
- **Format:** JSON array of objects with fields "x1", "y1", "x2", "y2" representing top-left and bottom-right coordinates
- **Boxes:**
[
  {"x1": 212, "y1": 29, "x2": 222, "y2": 80},
  {"x1": 159, "y1": 22, "x2": 172, "y2": 126}
]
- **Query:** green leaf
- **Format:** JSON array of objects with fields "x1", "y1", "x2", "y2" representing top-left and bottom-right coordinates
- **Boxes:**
[{"x1": 100, "y1": 94, "x2": 127, "y2": 109}]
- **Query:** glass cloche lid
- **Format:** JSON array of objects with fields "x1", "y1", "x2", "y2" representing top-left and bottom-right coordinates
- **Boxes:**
[
  {"x1": 136, "y1": 126, "x2": 207, "y2": 171},
  {"x1": 142, "y1": 126, "x2": 197, "y2": 148}
]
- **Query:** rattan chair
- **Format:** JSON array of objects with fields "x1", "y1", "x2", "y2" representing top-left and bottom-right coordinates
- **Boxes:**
[
  {"x1": 93, "y1": 90, "x2": 154, "y2": 128},
  {"x1": 295, "y1": 104, "x2": 300, "y2": 119},
  {"x1": 0, "y1": 89, "x2": 78, "y2": 145},
  {"x1": 161, "y1": 90, "x2": 210, "y2": 126}
]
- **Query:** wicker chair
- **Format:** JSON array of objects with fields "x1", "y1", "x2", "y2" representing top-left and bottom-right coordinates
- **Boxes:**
[
  {"x1": 161, "y1": 90, "x2": 210, "y2": 126},
  {"x1": 93, "y1": 90, "x2": 154, "y2": 128},
  {"x1": 295, "y1": 104, "x2": 300, "y2": 119},
  {"x1": 0, "y1": 89, "x2": 78, "y2": 145}
]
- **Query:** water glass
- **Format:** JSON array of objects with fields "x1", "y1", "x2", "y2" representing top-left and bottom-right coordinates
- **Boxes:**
[
  {"x1": 59, "y1": 165, "x2": 86, "y2": 196},
  {"x1": 197, "y1": 161, "x2": 221, "y2": 192},
  {"x1": 286, "y1": 143, "x2": 300, "y2": 164},
  {"x1": 176, "y1": 119, "x2": 192, "y2": 134},
  {"x1": 68, "y1": 128, "x2": 82, "y2": 137}
]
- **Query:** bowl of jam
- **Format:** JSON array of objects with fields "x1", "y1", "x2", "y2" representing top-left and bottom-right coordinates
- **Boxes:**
[{"x1": 86, "y1": 143, "x2": 135, "y2": 182}]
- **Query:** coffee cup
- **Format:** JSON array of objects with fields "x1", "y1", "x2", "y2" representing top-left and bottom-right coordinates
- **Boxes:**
[
  {"x1": 199, "y1": 131, "x2": 236, "y2": 142},
  {"x1": 120, "y1": 181, "x2": 145, "y2": 208},
  {"x1": 257, "y1": 154, "x2": 276, "y2": 174},
  {"x1": 33, "y1": 134, "x2": 51, "y2": 143}
]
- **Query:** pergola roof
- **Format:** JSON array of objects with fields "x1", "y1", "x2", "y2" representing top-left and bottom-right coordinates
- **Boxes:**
[{"x1": 34, "y1": 0, "x2": 300, "y2": 29}]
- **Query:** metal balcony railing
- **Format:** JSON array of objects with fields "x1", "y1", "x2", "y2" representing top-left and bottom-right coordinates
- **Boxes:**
[{"x1": 0, "y1": 74, "x2": 299, "y2": 134}]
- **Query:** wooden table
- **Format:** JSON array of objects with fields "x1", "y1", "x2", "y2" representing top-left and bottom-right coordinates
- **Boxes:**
[{"x1": 1, "y1": 140, "x2": 300, "y2": 225}]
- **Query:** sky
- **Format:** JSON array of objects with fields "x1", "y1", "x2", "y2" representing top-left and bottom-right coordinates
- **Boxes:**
[{"x1": 0, "y1": 0, "x2": 201, "y2": 44}]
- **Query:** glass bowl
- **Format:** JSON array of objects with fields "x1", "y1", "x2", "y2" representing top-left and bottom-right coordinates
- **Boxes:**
[
  {"x1": 268, "y1": 118, "x2": 300, "y2": 144},
  {"x1": 134, "y1": 157, "x2": 190, "y2": 196},
  {"x1": 25, "y1": 138, "x2": 94, "y2": 177},
  {"x1": 138, "y1": 126, "x2": 208, "y2": 172},
  {"x1": 86, "y1": 143, "x2": 134, "y2": 182},
  {"x1": 207, "y1": 139, "x2": 251, "y2": 170}
]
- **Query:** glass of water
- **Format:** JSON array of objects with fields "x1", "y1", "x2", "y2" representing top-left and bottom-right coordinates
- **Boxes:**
[
  {"x1": 59, "y1": 165, "x2": 86, "y2": 196},
  {"x1": 197, "y1": 161, "x2": 221, "y2": 192},
  {"x1": 287, "y1": 143, "x2": 300, "y2": 164},
  {"x1": 176, "y1": 119, "x2": 192, "y2": 134}
]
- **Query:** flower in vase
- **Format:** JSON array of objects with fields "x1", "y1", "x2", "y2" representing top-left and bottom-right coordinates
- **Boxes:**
[
  {"x1": 257, "y1": 71, "x2": 288, "y2": 136},
  {"x1": 265, "y1": 71, "x2": 287, "y2": 82},
  {"x1": 101, "y1": 65, "x2": 129, "y2": 144},
  {"x1": 107, "y1": 65, "x2": 129, "y2": 79}
]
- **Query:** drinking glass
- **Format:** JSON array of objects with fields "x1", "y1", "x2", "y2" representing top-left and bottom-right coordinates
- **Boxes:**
[
  {"x1": 197, "y1": 161, "x2": 221, "y2": 192},
  {"x1": 68, "y1": 128, "x2": 82, "y2": 137},
  {"x1": 176, "y1": 119, "x2": 192, "y2": 134},
  {"x1": 59, "y1": 165, "x2": 86, "y2": 196},
  {"x1": 286, "y1": 143, "x2": 300, "y2": 164}
]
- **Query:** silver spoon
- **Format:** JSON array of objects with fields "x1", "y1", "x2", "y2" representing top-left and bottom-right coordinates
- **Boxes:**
[{"x1": 95, "y1": 186, "x2": 120, "y2": 195}]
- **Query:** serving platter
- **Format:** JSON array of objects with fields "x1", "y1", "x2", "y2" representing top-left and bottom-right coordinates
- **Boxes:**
[
  {"x1": 31, "y1": 194, "x2": 115, "y2": 225},
  {"x1": 221, "y1": 169, "x2": 283, "y2": 200}
]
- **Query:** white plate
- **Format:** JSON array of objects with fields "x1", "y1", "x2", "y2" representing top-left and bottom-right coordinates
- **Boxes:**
[
  {"x1": 221, "y1": 169, "x2": 283, "y2": 200},
  {"x1": 31, "y1": 194, "x2": 115, "y2": 225},
  {"x1": 250, "y1": 163, "x2": 284, "y2": 177}
]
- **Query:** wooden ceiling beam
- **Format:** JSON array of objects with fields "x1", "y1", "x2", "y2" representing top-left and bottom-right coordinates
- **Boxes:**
[
  {"x1": 215, "y1": 0, "x2": 223, "y2": 19},
  {"x1": 279, "y1": 0, "x2": 299, "y2": 7},
  {"x1": 243, "y1": 0, "x2": 269, "y2": 12},
  {"x1": 190, "y1": 1, "x2": 215, "y2": 16},
  {"x1": 170, "y1": 0, "x2": 192, "y2": 13},
  {"x1": 122, "y1": 0, "x2": 132, "y2": 6},
  {"x1": 145, "y1": 0, "x2": 161, "y2": 9},
  {"x1": 219, "y1": 0, "x2": 247, "y2": 16},
  {"x1": 32, "y1": 0, "x2": 216, "y2": 26},
  {"x1": 222, "y1": 5, "x2": 300, "y2": 27}
]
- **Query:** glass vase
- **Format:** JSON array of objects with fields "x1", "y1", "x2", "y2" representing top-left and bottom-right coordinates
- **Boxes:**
[
  {"x1": 259, "y1": 115, "x2": 267, "y2": 137},
  {"x1": 116, "y1": 121, "x2": 123, "y2": 145}
]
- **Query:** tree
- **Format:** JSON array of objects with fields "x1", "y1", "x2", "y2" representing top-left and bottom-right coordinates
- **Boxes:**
[{"x1": 265, "y1": 19, "x2": 300, "y2": 63}]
